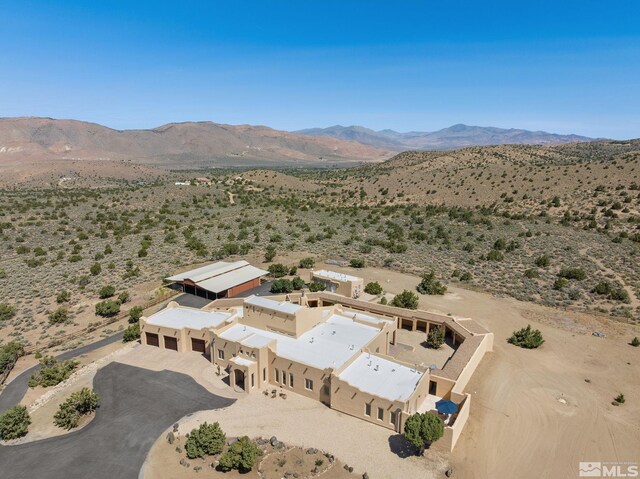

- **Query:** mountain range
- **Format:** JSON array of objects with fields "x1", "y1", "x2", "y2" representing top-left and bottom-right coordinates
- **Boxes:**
[
  {"x1": 295, "y1": 124, "x2": 595, "y2": 150},
  {"x1": 0, "y1": 117, "x2": 389, "y2": 168}
]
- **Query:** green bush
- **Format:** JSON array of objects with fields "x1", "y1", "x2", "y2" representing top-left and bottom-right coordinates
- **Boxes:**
[
  {"x1": 592, "y1": 281, "x2": 630, "y2": 303},
  {"x1": 0, "y1": 342, "x2": 25, "y2": 375},
  {"x1": 185, "y1": 422, "x2": 226, "y2": 459},
  {"x1": 218, "y1": 436, "x2": 263, "y2": 472},
  {"x1": 298, "y1": 257, "x2": 315, "y2": 269},
  {"x1": 56, "y1": 290, "x2": 71, "y2": 304},
  {"x1": 0, "y1": 405, "x2": 31, "y2": 440},
  {"x1": 508, "y1": 324, "x2": 544, "y2": 349},
  {"x1": 53, "y1": 388, "x2": 100, "y2": 430},
  {"x1": 0, "y1": 302, "x2": 16, "y2": 322},
  {"x1": 391, "y1": 290, "x2": 419, "y2": 310},
  {"x1": 524, "y1": 268, "x2": 540, "y2": 279},
  {"x1": 308, "y1": 282, "x2": 326, "y2": 292},
  {"x1": 123, "y1": 322, "x2": 140, "y2": 342},
  {"x1": 128, "y1": 306, "x2": 144, "y2": 323},
  {"x1": 486, "y1": 249, "x2": 504, "y2": 261},
  {"x1": 268, "y1": 263, "x2": 289, "y2": 278},
  {"x1": 28, "y1": 356, "x2": 79, "y2": 388},
  {"x1": 117, "y1": 291, "x2": 130, "y2": 304},
  {"x1": 349, "y1": 258, "x2": 365, "y2": 268},
  {"x1": 48, "y1": 307, "x2": 70, "y2": 324},
  {"x1": 459, "y1": 271, "x2": 473, "y2": 282},
  {"x1": 416, "y1": 271, "x2": 447, "y2": 295},
  {"x1": 557, "y1": 267, "x2": 586, "y2": 281},
  {"x1": 631, "y1": 337, "x2": 640, "y2": 347},
  {"x1": 426, "y1": 326, "x2": 445, "y2": 349},
  {"x1": 95, "y1": 300, "x2": 121, "y2": 317},
  {"x1": 89, "y1": 262, "x2": 102, "y2": 276},
  {"x1": 403, "y1": 412, "x2": 444, "y2": 452},
  {"x1": 364, "y1": 281, "x2": 383, "y2": 295},
  {"x1": 534, "y1": 255, "x2": 551, "y2": 267},
  {"x1": 291, "y1": 277, "x2": 305, "y2": 290},
  {"x1": 270, "y1": 279, "x2": 293, "y2": 294},
  {"x1": 98, "y1": 285, "x2": 116, "y2": 299},
  {"x1": 553, "y1": 277, "x2": 568, "y2": 290}
]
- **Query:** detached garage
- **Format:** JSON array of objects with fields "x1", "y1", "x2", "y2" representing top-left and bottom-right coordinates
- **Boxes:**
[
  {"x1": 166, "y1": 260, "x2": 268, "y2": 300},
  {"x1": 164, "y1": 336, "x2": 178, "y2": 351}
]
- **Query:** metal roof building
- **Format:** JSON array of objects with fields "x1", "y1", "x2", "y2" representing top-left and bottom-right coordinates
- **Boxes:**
[{"x1": 166, "y1": 260, "x2": 268, "y2": 300}]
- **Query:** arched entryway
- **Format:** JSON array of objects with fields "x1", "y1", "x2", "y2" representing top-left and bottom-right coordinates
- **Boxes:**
[{"x1": 234, "y1": 369, "x2": 245, "y2": 390}]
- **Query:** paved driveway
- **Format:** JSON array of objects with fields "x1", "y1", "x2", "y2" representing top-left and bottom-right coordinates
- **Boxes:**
[
  {"x1": 0, "y1": 332, "x2": 124, "y2": 413},
  {"x1": 0, "y1": 362, "x2": 235, "y2": 479}
]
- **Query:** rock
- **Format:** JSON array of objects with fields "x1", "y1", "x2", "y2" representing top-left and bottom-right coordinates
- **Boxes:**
[
  {"x1": 445, "y1": 467, "x2": 453, "y2": 477},
  {"x1": 166, "y1": 431, "x2": 175, "y2": 444},
  {"x1": 270, "y1": 436, "x2": 278, "y2": 446},
  {"x1": 307, "y1": 447, "x2": 318, "y2": 454},
  {"x1": 363, "y1": 473, "x2": 370, "y2": 479},
  {"x1": 173, "y1": 423, "x2": 179, "y2": 432},
  {"x1": 193, "y1": 465, "x2": 202, "y2": 473},
  {"x1": 227, "y1": 438, "x2": 238, "y2": 446},
  {"x1": 349, "y1": 467, "x2": 354, "y2": 473},
  {"x1": 275, "y1": 441, "x2": 285, "y2": 449},
  {"x1": 179, "y1": 458, "x2": 190, "y2": 468}
]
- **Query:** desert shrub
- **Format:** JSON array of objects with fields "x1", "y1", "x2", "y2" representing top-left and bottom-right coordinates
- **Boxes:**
[
  {"x1": 128, "y1": 306, "x2": 144, "y2": 323},
  {"x1": 364, "y1": 281, "x2": 383, "y2": 295},
  {"x1": 416, "y1": 271, "x2": 447, "y2": 295},
  {"x1": 56, "y1": 290, "x2": 71, "y2": 304},
  {"x1": 298, "y1": 257, "x2": 315, "y2": 269},
  {"x1": 426, "y1": 326, "x2": 445, "y2": 349},
  {"x1": 95, "y1": 300, "x2": 121, "y2": 317},
  {"x1": 28, "y1": 356, "x2": 79, "y2": 387},
  {"x1": 117, "y1": 291, "x2": 130, "y2": 304},
  {"x1": 98, "y1": 285, "x2": 116, "y2": 299},
  {"x1": 592, "y1": 281, "x2": 630, "y2": 303},
  {"x1": 123, "y1": 323, "x2": 141, "y2": 342},
  {"x1": 48, "y1": 307, "x2": 70, "y2": 324},
  {"x1": 508, "y1": 324, "x2": 544, "y2": 349},
  {"x1": 0, "y1": 405, "x2": 31, "y2": 440},
  {"x1": 264, "y1": 246, "x2": 276, "y2": 262},
  {"x1": 391, "y1": 290, "x2": 419, "y2": 310},
  {"x1": 553, "y1": 278, "x2": 568, "y2": 290},
  {"x1": 268, "y1": 263, "x2": 289, "y2": 278},
  {"x1": 291, "y1": 277, "x2": 305, "y2": 290},
  {"x1": 558, "y1": 267, "x2": 586, "y2": 281},
  {"x1": 185, "y1": 422, "x2": 226, "y2": 459},
  {"x1": 613, "y1": 393, "x2": 625, "y2": 405},
  {"x1": 486, "y1": 249, "x2": 504, "y2": 261},
  {"x1": 403, "y1": 412, "x2": 444, "y2": 453},
  {"x1": 534, "y1": 255, "x2": 551, "y2": 267},
  {"x1": 218, "y1": 436, "x2": 263, "y2": 472},
  {"x1": 459, "y1": 271, "x2": 472, "y2": 281},
  {"x1": 349, "y1": 258, "x2": 365, "y2": 268},
  {"x1": 89, "y1": 262, "x2": 102, "y2": 276},
  {"x1": 308, "y1": 282, "x2": 326, "y2": 292},
  {"x1": 53, "y1": 388, "x2": 100, "y2": 430},
  {"x1": 0, "y1": 303, "x2": 16, "y2": 322},
  {"x1": 524, "y1": 268, "x2": 540, "y2": 279},
  {"x1": 0, "y1": 342, "x2": 24, "y2": 375},
  {"x1": 631, "y1": 337, "x2": 640, "y2": 347},
  {"x1": 270, "y1": 279, "x2": 293, "y2": 294}
]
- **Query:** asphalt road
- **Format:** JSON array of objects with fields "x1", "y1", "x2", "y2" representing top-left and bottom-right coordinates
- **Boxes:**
[
  {"x1": 0, "y1": 331, "x2": 124, "y2": 413},
  {"x1": 0, "y1": 362, "x2": 235, "y2": 479}
]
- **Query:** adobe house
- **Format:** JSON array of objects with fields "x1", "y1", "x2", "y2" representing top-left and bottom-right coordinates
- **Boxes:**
[{"x1": 310, "y1": 270, "x2": 364, "y2": 298}]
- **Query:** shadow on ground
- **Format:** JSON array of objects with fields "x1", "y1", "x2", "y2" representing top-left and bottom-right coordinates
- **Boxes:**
[
  {"x1": 388, "y1": 434, "x2": 419, "y2": 459},
  {"x1": 0, "y1": 363, "x2": 235, "y2": 479}
]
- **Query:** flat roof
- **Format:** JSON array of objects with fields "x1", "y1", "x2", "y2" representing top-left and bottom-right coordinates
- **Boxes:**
[
  {"x1": 218, "y1": 313, "x2": 380, "y2": 369},
  {"x1": 313, "y1": 270, "x2": 362, "y2": 282},
  {"x1": 146, "y1": 307, "x2": 232, "y2": 330},
  {"x1": 338, "y1": 353, "x2": 424, "y2": 402},
  {"x1": 244, "y1": 295, "x2": 304, "y2": 315},
  {"x1": 230, "y1": 356, "x2": 255, "y2": 367}
]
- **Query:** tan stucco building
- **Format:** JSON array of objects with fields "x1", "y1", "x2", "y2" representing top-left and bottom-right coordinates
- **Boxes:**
[
  {"x1": 310, "y1": 270, "x2": 364, "y2": 298},
  {"x1": 140, "y1": 290, "x2": 493, "y2": 450}
]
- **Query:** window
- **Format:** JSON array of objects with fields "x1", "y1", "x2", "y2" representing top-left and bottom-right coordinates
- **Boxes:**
[
  {"x1": 217, "y1": 349, "x2": 224, "y2": 360},
  {"x1": 289, "y1": 373, "x2": 294, "y2": 388},
  {"x1": 263, "y1": 368, "x2": 266, "y2": 381},
  {"x1": 275, "y1": 369, "x2": 280, "y2": 383},
  {"x1": 377, "y1": 407, "x2": 384, "y2": 421},
  {"x1": 365, "y1": 403, "x2": 371, "y2": 417},
  {"x1": 305, "y1": 378, "x2": 313, "y2": 391},
  {"x1": 390, "y1": 411, "x2": 397, "y2": 426},
  {"x1": 282, "y1": 370, "x2": 286, "y2": 385},
  {"x1": 251, "y1": 373, "x2": 255, "y2": 388}
]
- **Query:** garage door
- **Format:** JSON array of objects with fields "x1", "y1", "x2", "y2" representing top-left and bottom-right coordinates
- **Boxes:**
[
  {"x1": 145, "y1": 332, "x2": 159, "y2": 347},
  {"x1": 191, "y1": 338, "x2": 206, "y2": 353},
  {"x1": 164, "y1": 336, "x2": 178, "y2": 351}
]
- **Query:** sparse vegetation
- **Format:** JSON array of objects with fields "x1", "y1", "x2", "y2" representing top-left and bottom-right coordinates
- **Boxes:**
[
  {"x1": 0, "y1": 405, "x2": 31, "y2": 440},
  {"x1": 416, "y1": 271, "x2": 447, "y2": 295},
  {"x1": 28, "y1": 356, "x2": 79, "y2": 388},
  {"x1": 53, "y1": 388, "x2": 100, "y2": 429}
]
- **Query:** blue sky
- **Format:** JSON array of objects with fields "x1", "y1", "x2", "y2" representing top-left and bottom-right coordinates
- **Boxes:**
[{"x1": 1, "y1": 1, "x2": 638, "y2": 138}]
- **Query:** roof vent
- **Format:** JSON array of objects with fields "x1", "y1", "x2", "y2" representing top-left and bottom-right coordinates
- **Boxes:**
[
  {"x1": 374, "y1": 365, "x2": 379, "y2": 371},
  {"x1": 332, "y1": 330, "x2": 336, "y2": 335},
  {"x1": 349, "y1": 344, "x2": 354, "y2": 350},
  {"x1": 310, "y1": 337, "x2": 314, "y2": 343}
]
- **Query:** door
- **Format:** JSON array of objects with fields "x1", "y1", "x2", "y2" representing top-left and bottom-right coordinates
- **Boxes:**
[
  {"x1": 191, "y1": 338, "x2": 206, "y2": 353},
  {"x1": 164, "y1": 336, "x2": 178, "y2": 351},
  {"x1": 429, "y1": 380, "x2": 438, "y2": 396},
  {"x1": 145, "y1": 332, "x2": 159, "y2": 347},
  {"x1": 234, "y1": 369, "x2": 245, "y2": 390}
]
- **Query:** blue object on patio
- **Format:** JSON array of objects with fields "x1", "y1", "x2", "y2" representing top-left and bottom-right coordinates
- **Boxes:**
[{"x1": 435, "y1": 399, "x2": 458, "y2": 414}]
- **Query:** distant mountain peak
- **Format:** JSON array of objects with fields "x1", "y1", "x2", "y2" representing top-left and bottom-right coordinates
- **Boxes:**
[{"x1": 295, "y1": 124, "x2": 596, "y2": 150}]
